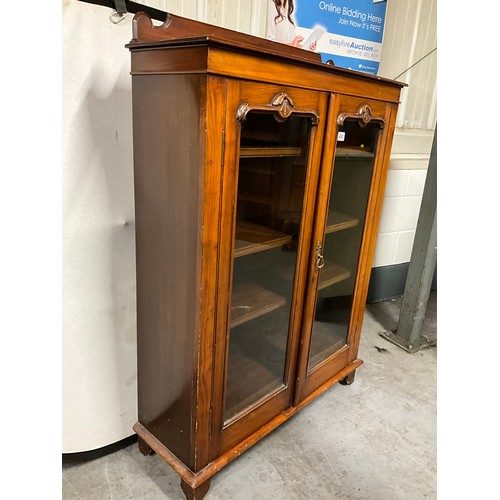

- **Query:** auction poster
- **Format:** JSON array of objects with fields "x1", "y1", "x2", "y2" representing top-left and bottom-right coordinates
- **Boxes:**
[{"x1": 291, "y1": 1, "x2": 387, "y2": 75}]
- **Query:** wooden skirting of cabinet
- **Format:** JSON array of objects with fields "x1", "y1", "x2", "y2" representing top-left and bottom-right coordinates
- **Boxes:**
[
  {"x1": 127, "y1": 11, "x2": 405, "y2": 500},
  {"x1": 133, "y1": 358, "x2": 362, "y2": 491}
]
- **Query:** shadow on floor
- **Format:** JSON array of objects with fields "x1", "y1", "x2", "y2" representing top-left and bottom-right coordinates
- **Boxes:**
[{"x1": 366, "y1": 290, "x2": 437, "y2": 346}]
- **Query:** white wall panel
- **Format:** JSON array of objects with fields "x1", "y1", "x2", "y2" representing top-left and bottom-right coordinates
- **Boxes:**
[
  {"x1": 407, "y1": 170, "x2": 428, "y2": 196},
  {"x1": 391, "y1": 128, "x2": 434, "y2": 155},
  {"x1": 394, "y1": 230, "x2": 417, "y2": 265},
  {"x1": 63, "y1": 0, "x2": 137, "y2": 453},
  {"x1": 372, "y1": 233, "x2": 398, "y2": 268},
  {"x1": 378, "y1": 196, "x2": 423, "y2": 234},
  {"x1": 384, "y1": 170, "x2": 411, "y2": 198}
]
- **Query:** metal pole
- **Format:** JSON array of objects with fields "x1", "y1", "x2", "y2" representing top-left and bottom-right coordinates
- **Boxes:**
[{"x1": 380, "y1": 126, "x2": 437, "y2": 353}]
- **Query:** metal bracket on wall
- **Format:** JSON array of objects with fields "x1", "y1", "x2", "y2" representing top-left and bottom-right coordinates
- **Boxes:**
[
  {"x1": 109, "y1": 0, "x2": 127, "y2": 23},
  {"x1": 78, "y1": 0, "x2": 168, "y2": 23}
]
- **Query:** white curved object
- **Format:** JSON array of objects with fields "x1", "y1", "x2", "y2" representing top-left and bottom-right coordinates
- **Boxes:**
[{"x1": 62, "y1": 0, "x2": 137, "y2": 452}]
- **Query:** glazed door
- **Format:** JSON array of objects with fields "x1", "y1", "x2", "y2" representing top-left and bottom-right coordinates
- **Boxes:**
[
  {"x1": 295, "y1": 95, "x2": 394, "y2": 402},
  {"x1": 212, "y1": 81, "x2": 328, "y2": 455}
]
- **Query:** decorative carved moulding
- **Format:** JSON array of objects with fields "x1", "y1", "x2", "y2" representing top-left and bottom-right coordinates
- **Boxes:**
[
  {"x1": 237, "y1": 93, "x2": 320, "y2": 124},
  {"x1": 129, "y1": 11, "x2": 321, "y2": 64},
  {"x1": 337, "y1": 104, "x2": 385, "y2": 128}
]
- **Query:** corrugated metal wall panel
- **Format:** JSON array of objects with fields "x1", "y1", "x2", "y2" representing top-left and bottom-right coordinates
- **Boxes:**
[
  {"x1": 137, "y1": 0, "x2": 266, "y2": 35},
  {"x1": 135, "y1": 0, "x2": 202, "y2": 20},
  {"x1": 207, "y1": 0, "x2": 266, "y2": 35},
  {"x1": 378, "y1": 0, "x2": 437, "y2": 130}
]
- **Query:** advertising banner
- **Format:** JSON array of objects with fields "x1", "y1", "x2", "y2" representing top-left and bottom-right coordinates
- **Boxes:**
[{"x1": 266, "y1": 1, "x2": 387, "y2": 76}]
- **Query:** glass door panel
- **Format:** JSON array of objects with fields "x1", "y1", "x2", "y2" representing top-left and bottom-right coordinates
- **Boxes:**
[
  {"x1": 224, "y1": 111, "x2": 312, "y2": 423},
  {"x1": 307, "y1": 119, "x2": 381, "y2": 372}
]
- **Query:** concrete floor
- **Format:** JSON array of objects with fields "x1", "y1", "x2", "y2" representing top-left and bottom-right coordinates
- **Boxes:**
[{"x1": 62, "y1": 292, "x2": 437, "y2": 499}]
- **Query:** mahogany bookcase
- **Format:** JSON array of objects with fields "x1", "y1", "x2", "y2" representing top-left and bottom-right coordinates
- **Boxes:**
[{"x1": 126, "y1": 12, "x2": 405, "y2": 499}]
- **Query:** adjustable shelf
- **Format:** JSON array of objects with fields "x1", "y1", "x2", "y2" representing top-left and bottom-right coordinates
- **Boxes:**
[
  {"x1": 237, "y1": 193, "x2": 271, "y2": 205},
  {"x1": 335, "y1": 147, "x2": 374, "y2": 159},
  {"x1": 224, "y1": 379, "x2": 284, "y2": 425},
  {"x1": 234, "y1": 221, "x2": 292, "y2": 257},
  {"x1": 325, "y1": 210, "x2": 360, "y2": 234},
  {"x1": 318, "y1": 261, "x2": 351, "y2": 290},
  {"x1": 308, "y1": 335, "x2": 346, "y2": 370},
  {"x1": 239, "y1": 163, "x2": 277, "y2": 176},
  {"x1": 239, "y1": 146, "x2": 303, "y2": 158},
  {"x1": 230, "y1": 283, "x2": 286, "y2": 328},
  {"x1": 240, "y1": 130, "x2": 281, "y2": 144}
]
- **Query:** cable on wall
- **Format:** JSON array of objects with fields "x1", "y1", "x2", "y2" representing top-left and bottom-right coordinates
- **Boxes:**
[{"x1": 393, "y1": 47, "x2": 437, "y2": 81}]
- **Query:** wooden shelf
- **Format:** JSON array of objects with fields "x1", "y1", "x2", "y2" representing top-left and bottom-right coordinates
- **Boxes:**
[
  {"x1": 240, "y1": 130, "x2": 280, "y2": 144},
  {"x1": 318, "y1": 261, "x2": 351, "y2": 290},
  {"x1": 224, "y1": 380, "x2": 284, "y2": 425},
  {"x1": 325, "y1": 210, "x2": 359, "y2": 234},
  {"x1": 237, "y1": 193, "x2": 271, "y2": 204},
  {"x1": 239, "y1": 164, "x2": 277, "y2": 176},
  {"x1": 335, "y1": 147, "x2": 374, "y2": 158},
  {"x1": 308, "y1": 336, "x2": 347, "y2": 370},
  {"x1": 224, "y1": 305, "x2": 291, "y2": 422},
  {"x1": 240, "y1": 146, "x2": 303, "y2": 158},
  {"x1": 308, "y1": 298, "x2": 352, "y2": 369},
  {"x1": 230, "y1": 283, "x2": 287, "y2": 328},
  {"x1": 234, "y1": 221, "x2": 292, "y2": 257}
]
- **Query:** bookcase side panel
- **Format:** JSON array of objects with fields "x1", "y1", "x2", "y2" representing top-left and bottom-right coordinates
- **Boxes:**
[{"x1": 132, "y1": 73, "x2": 206, "y2": 469}]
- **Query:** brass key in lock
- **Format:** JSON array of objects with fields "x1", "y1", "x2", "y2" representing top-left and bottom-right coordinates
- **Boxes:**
[{"x1": 315, "y1": 241, "x2": 325, "y2": 270}]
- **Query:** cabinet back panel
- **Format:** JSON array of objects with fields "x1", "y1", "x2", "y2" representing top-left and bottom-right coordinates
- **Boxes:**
[{"x1": 132, "y1": 74, "x2": 206, "y2": 469}]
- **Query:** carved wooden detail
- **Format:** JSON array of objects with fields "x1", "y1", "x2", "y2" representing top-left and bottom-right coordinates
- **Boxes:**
[
  {"x1": 237, "y1": 93, "x2": 320, "y2": 124},
  {"x1": 130, "y1": 12, "x2": 321, "y2": 64},
  {"x1": 337, "y1": 104, "x2": 385, "y2": 128}
]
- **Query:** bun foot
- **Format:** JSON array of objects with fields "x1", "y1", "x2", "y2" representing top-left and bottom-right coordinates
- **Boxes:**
[
  {"x1": 180, "y1": 478, "x2": 211, "y2": 500},
  {"x1": 340, "y1": 370, "x2": 356, "y2": 385},
  {"x1": 137, "y1": 437, "x2": 153, "y2": 456}
]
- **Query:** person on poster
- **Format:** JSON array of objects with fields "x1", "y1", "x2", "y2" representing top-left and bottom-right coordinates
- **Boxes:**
[{"x1": 266, "y1": 0, "x2": 316, "y2": 51}]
